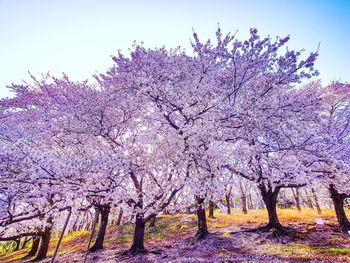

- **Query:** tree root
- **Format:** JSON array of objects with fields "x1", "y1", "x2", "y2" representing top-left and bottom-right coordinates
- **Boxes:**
[
  {"x1": 119, "y1": 248, "x2": 148, "y2": 256},
  {"x1": 118, "y1": 247, "x2": 164, "y2": 257},
  {"x1": 195, "y1": 231, "x2": 210, "y2": 240},
  {"x1": 88, "y1": 245, "x2": 102, "y2": 253},
  {"x1": 231, "y1": 224, "x2": 293, "y2": 237}
]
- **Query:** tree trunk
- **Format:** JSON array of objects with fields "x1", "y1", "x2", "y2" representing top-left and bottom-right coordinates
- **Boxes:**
[
  {"x1": 225, "y1": 194, "x2": 231, "y2": 214},
  {"x1": 129, "y1": 213, "x2": 146, "y2": 254},
  {"x1": 35, "y1": 223, "x2": 52, "y2": 261},
  {"x1": 21, "y1": 236, "x2": 31, "y2": 249},
  {"x1": 241, "y1": 194, "x2": 248, "y2": 214},
  {"x1": 259, "y1": 184, "x2": 285, "y2": 234},
  {"x1": 329, "y1": 185, "x2": 350, "y2": 233},
  {"x1": 312, "y1": 188, "x2": 322, "y2": 214},
  {"x1": 71, "y1": 213, "x2": 80, "y2": 232},
  {"x1": 255, "y1": 188, "x2": 265, "y2": 209},
  {"x1": 13, "y1": 238, "x2": 20, "y2": 251},
  {"x1": 84, "y1": 211, "x2": 92, "y2": 230},
  {"x1": 23, "y1": 236, "x2": 40, "y2": 259},
  {"x1": 195, "y1": 196, "x2": 209, "y2": 239},
  {"x1": 89, "y1": 205, "x2": 110, "y2": 252},
  {"x1": 149, "y1": 215, "x2": 156, "y2": 227},
  {"x1": 208, "y1": 201, "x2": 215, "y2": 218},
  {"x1": 248, "y1": 193, "x2": 254, "y2": 210},
  {"x1": 291, "y1": 188, "x2": 302, "y2": 211},
  {"x1": 51, "y1": 208, "x2": 72, "y2": 263},
  {"x1": 239, "y1": 181, "x2": 248, "y2": 214},
  {"x1": 84, "y1": 209, "x2": 99, "y2": 262},
  {"x1": 302, "y1": 189, "x2": 314, "y2": 209},
  {"x1": 116, "y1": 208, "x2": 123, "y2": 225}
]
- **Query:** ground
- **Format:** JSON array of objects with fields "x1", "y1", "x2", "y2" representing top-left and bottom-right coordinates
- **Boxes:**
[{"x1": 1, "y1": 208, "x2": 350, "y2": 262}]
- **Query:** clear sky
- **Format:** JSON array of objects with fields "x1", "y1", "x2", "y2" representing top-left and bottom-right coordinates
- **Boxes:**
[{"x1": 0, "y1": 0, "x2": 349, "y2": 98}]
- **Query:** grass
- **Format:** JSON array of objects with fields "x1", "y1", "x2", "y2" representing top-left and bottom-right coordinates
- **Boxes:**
[
  {"x1": 210, "y1": 207, "x2": 347, "y2": 228},
  {"x1": 1, "y1": 208, "x2": 349, "y2": 262},
  {"x1": 261, "y1": 243, "x2": 350, "y2": 260}
]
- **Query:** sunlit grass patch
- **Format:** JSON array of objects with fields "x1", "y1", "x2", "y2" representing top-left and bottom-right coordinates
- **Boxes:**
[
  {"x1": 206, "y1": 208, "x2": 346, "y2": 228},
  {"x1": 261, "y1": 243, "x2": 350, "y2": 261},
  {"x1": 0, "y1": 249, "x2": 29, "y2": 262},
  {"x1": 322, "y1": 247, "x2": 350, "y2": 256},
  {"x1": 283, "y1": 244, "x2": 350, "y2": 257}
]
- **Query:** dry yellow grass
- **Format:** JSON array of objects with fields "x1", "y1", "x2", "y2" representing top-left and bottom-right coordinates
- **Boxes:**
[{"x1": 208, "y1": 207, "x2": 348, "y2": 228}]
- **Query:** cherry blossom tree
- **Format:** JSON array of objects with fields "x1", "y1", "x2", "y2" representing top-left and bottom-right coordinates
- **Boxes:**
[
  {"x1": 308, "y1": 82, "x2": 350, "y2": 233},
  {"x1": 214, "y1": 28, "x2": 320, "y2": 234},
  {"x1": 97, "y1": 42, "x2": 224, "y2": 242}
]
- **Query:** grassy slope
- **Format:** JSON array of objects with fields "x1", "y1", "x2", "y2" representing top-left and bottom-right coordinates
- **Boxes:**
[{"x1": 1, "y1": 208, "x2": 350, "y2": 262}]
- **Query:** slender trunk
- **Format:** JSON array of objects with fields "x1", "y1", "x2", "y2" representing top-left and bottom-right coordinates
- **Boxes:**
[
  {"x1": 71, "y1": 214, "x2": 80, "y2": 232},
  {"x1": 312, "y1": 188, "x2": 322, "y2": 214},
  {"x1": 248, "y1": 193, "x2": 254, "y2": 210},
  {"x1": 255, "y1": 188, "x2": 265, "y2": 209},
  {"x1": 225, "y1": 194, "x2": 231, "y2": 214},
  {"x1": 208, "y1": 201, "x2": 215, "y2": 218},
  {"x1": 239, "y1": 181, "x2": 248, "y2": 214},
  {"x1": 329, "y1": 185, "x2": 350, "y2": 233},
  {"x1": 163, "y1": 209, "x2": 170, "y2": 215},
  {"x1": 23, "y1": 236, "x2": 40, "y2": 259},
  {"x1": 241, "y1": 194, "x2": 248, "y2": 214},
  {"x1": 291, "y1": 188, "x2": 301, "y2": 211},
  {"x1": 130, "y1": 213, "x2": 146, "y2": 254},
  {"x1": 89, "y1": 205, "x2": 110, "y2": 252},
  {"x1": 21, "y1": 236, "x2": 31, "y2": 249},
  {"x1": 116, "y1": 208, "x2": 123, "y2": 225},
  {"x1": 78, "y1": 220, "x2": 84, "y2": 231},
  {"x1": 259, "y1": 184, "x2": 284, "y2": 231},
  {"x1": 195, "y1": 196, "x2": 209, "y2": 239},
  {"x1": 149, "y1": 215, "x2": 156, "y2": 227},
  {"x1": 302, "y1": 189, "x2": 314, "y2": 209},
  {"x1": 35, "y1": 222, "x2": 52, "y2": 261},
  {"x1": 13, "y1": 238, "x2": 20, "y2": 251},
  {"x1": 85, "y1": 211, "x2": 92, "y2": 230},
  {"x1": 84, "y1": 210, "x2": 99, "y2": 263},
  {"x1": 51, "y1": 209, "x2": 72, "y2": 262}
]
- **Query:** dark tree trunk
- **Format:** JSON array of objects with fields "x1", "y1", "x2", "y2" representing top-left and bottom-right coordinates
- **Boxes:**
[
  {"x1": 149, "y1": 215, "x2": 156, "y2": 227},
  {"x1": 241, "y1": 194, "x2": 248, "y2": 214},
  {"x1": 21, "y1": 236, "x2": 31, "y2": 249},
  {"x1": 34, "y1": 223, "x2": 52, "y2": 261},
  {"x1": 292, "y1": 188, "x2": 302, "y2": 211},
  {"x1": 23, "y1": 236, "x2": 40, "y2": 259},
  {"x1": 195, "y1": 196, "x2": 209, "y2": 239},
  {"x1": 312, "y1": 188, "x2": 322, "y2": 214},
  {"x1": 259, "y1": 184, "x2": 286, "y2": 234},
  {"x1": 89, "y1": 205, "x2": 110, "y2": 252},
  {"x1": 13, "y1": 238, "x2": 20, "y2": 251},
  {"x1": 208, "y1": 201, "x2": 215, "y2": 218},
  {"x1": 129, "y1": 213, "x2": 146, "y2": 254},
  {"x1": 329, "y1": 185, "x2": 350, "y2": 233},
  {"x1": 116, "y1": 208, "x2": 123, "y2": 225},
  {"x1": 225, "y1": 194, "x2": 231, "y2": 214}
]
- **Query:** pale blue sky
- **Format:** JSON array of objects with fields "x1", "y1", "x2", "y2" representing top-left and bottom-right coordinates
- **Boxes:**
[{"x1": 0, "y1": 0, "x2": 349, "y2": 98}]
